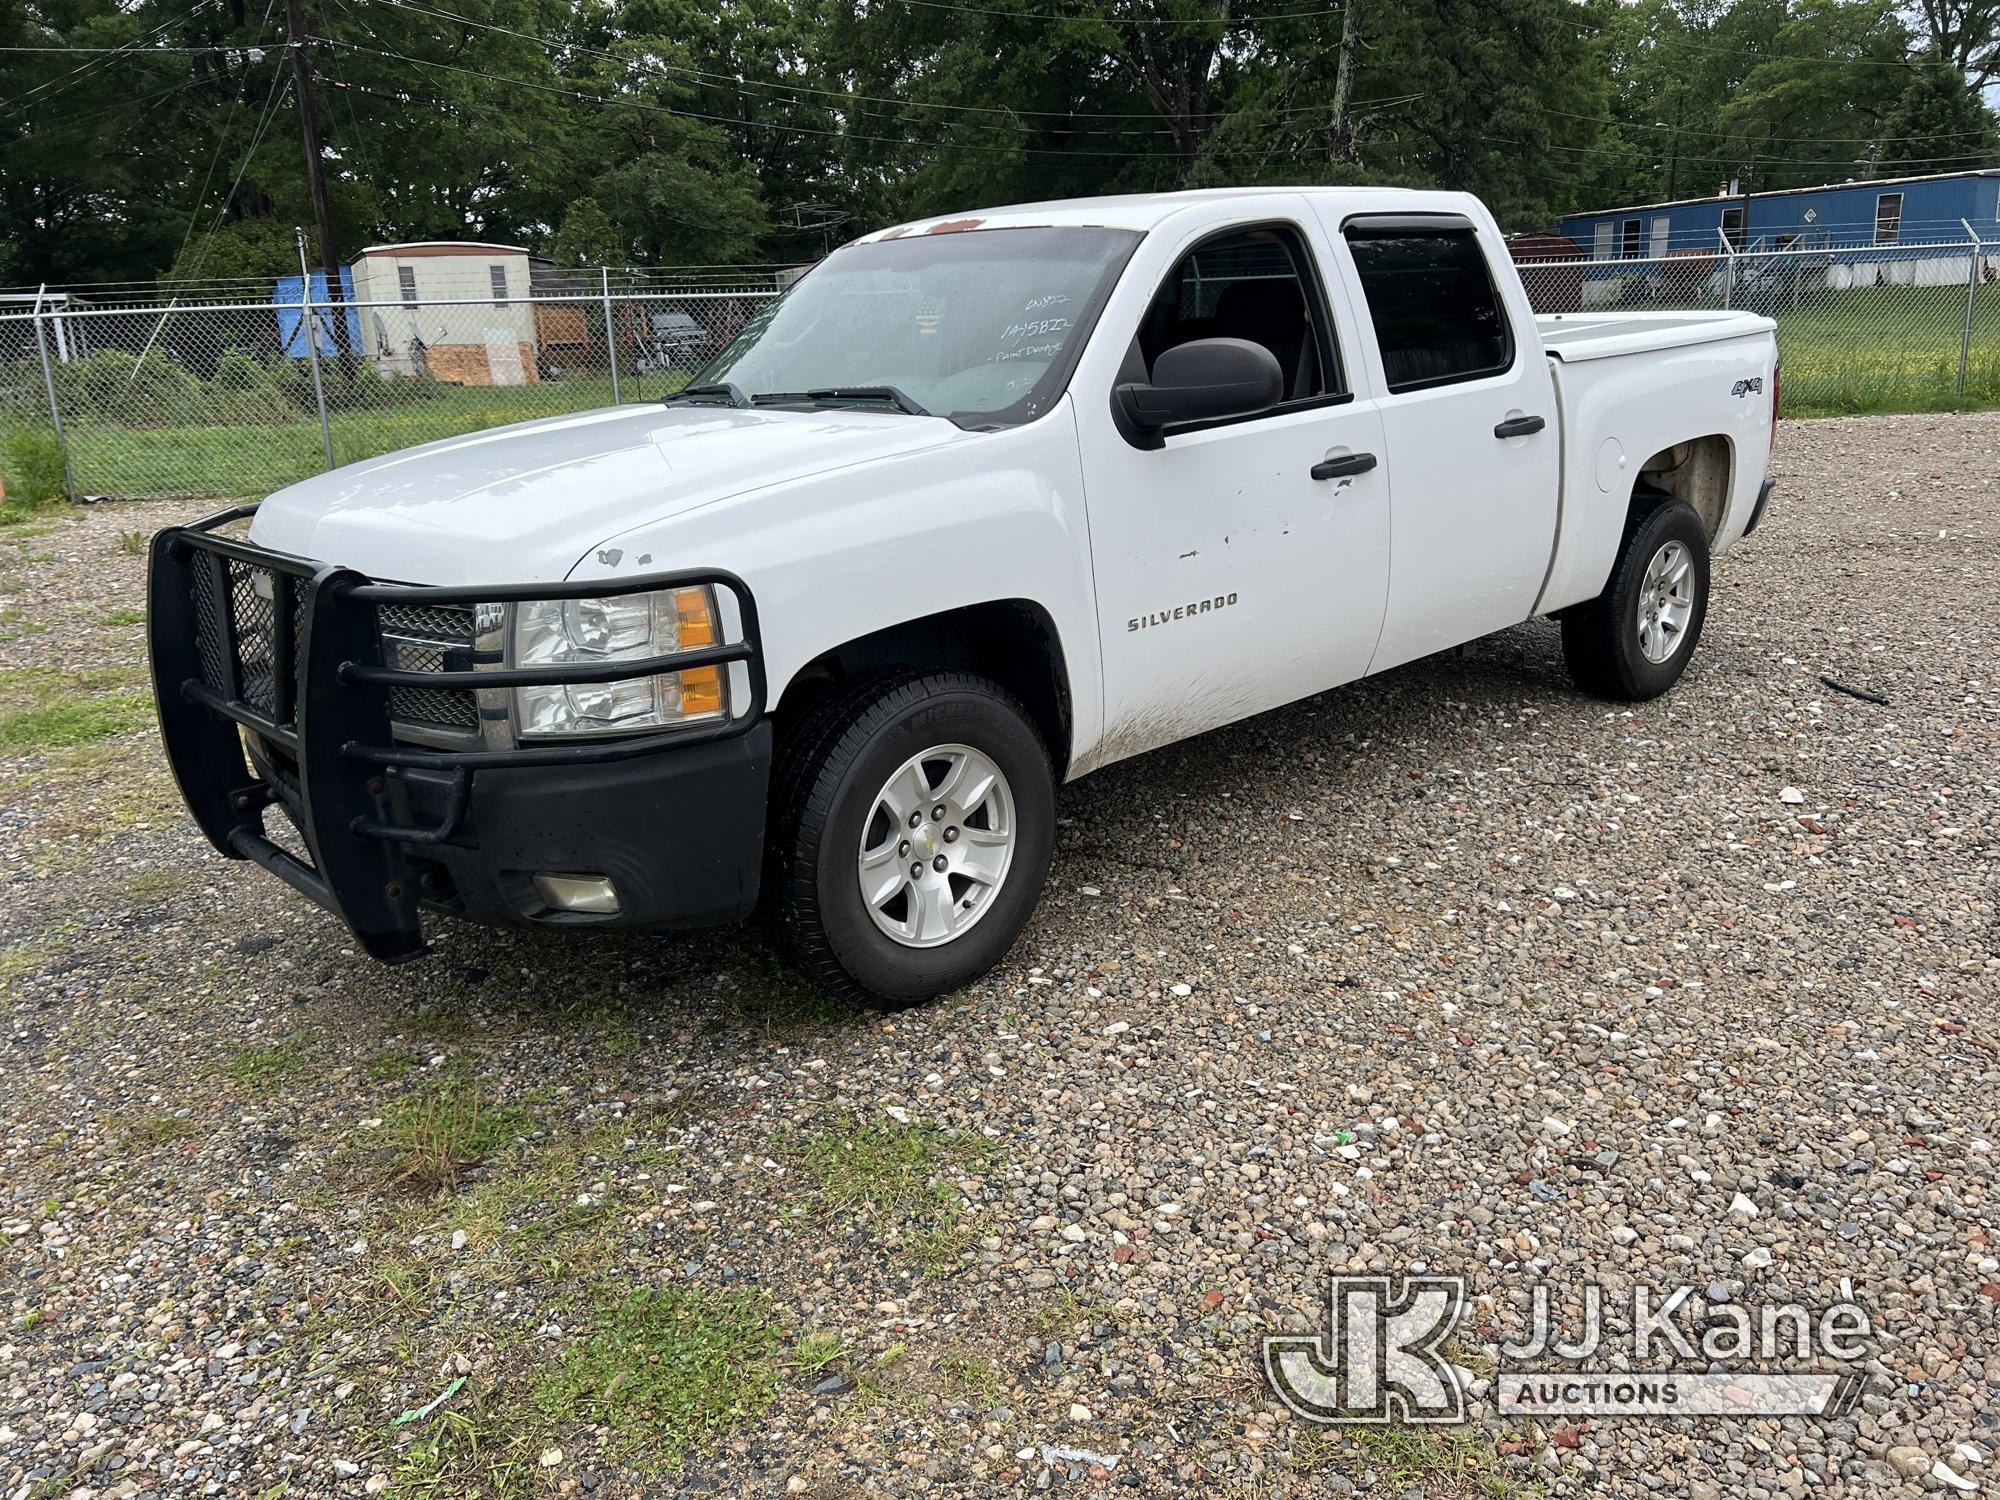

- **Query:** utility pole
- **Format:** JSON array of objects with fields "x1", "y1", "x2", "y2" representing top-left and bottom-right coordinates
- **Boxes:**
[
  {"x1": 287, "y1": 0, "x2": 349, "y2": 365},
  {"x1": 1735, "y1": 158, "x2": 1755, "y2": 306},
  {"x1": 1327, "y1": 0, "x2": 1363, "y2": 168}
]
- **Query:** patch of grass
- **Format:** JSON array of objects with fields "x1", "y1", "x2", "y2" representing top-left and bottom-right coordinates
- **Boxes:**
[
  {"x1": 801, "y1": 1115, "x2": 990, "y2": 1221},
  {"x1": 0, "y1": 934, "x2": 64, "y2": 985},
  {"x1": 1327, "y1": 1422, "x2": 1522, "y2": 1496},
  {"x1": 791, "y1": 1327, "x2": 846, "y2": 1375},
  {"x1": 101, "y1": 607, "x2": 147, "y2": 627},
  {"x1": 0, "y1": 677, "x2": 151, "y2": 751},
  {"x1": 937, "y1": 1351, "x2": 1004, "y2": 1408},
  {"x1": 118, "y1": 866, "x2": 189, "y2": 903},
  {"x1": 799, "y1": 1115, "x2": 992, "y2": 1277},
  {"x1": 366, "y1": 1048, "x2": 420, "y2": 1082},
  {"x1": 121, "y1": 1112, "x2": 202, "y2": 1149},
  {"x1": 0, "y1": 420, "x2": 66, "y2": 511},
  {"x1": 227, "y1": 1032, "x2": 314, "y2": 1093},
  {"x1": 389, "y1": 1379, "x2": 541, "y2": 1498},
  {"x1": 386, "y1": 1068, "x2": 529, "y2": 1191},
  {"x1": 1030, "y1": 1289, "x2": 1115, "y2": 1340},
  {"x1": 909, "y1": 1218, "x2": 979, "y2": 1277},
  {"x1": 532, "y1": 1286, "x2": 780, "y2": 1471},
  {"x1": 117, "y1": 530, "x2": 147, "y2": 556}
]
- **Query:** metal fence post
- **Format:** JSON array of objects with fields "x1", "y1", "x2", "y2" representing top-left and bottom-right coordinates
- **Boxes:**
[
  {"x1": 1959, "y1": 220, "x2": 1981, "y2": 396},
  {"x1": 28, "y1": 285, "x2": 77, "y2": 503},
  {"x1": 295, "y1": 228, "x2": 336, "y2": 468},
  {"x1": 602, "y1": 266, "x2": 622, "y2": 404}
]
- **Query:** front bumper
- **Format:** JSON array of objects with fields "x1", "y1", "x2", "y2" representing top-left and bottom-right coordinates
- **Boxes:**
[{"x1": 148, "y1": 505, "x2": 769, "y2": 963}]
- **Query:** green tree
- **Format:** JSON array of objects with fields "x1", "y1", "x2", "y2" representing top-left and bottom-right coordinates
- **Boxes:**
[
  {"x1": 1875, "y1": 58, "x2": 2000, "y2": 175},
  {"x1": 551, "y1": 196, "x2": 620, "y2": 265}
]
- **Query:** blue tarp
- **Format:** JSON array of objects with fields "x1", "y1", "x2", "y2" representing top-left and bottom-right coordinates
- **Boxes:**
[{"x1": 274, "y1": 267, "x2": 362, "y2": 357}]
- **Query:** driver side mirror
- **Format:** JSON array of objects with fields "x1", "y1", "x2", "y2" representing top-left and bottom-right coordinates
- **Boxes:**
[{"x1": 1115, "y1": 337, "x2": 1284, "y2": 445}]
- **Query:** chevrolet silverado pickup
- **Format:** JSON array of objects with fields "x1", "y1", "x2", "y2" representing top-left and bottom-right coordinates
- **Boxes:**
[{"x1": 148, "y1": 186, "x2": 1780, "y2": 1005}]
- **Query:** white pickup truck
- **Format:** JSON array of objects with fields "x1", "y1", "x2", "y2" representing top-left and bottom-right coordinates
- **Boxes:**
[{"x1": 148, "y1": 187, "x2": 1779, "y2": 1004}]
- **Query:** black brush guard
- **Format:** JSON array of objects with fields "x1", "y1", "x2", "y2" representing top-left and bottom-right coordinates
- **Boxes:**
[{"x1": 148, "y1": 504, "x2": 766, "y2": 963}]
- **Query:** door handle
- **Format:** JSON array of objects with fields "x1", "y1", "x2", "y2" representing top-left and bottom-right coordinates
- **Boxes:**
[
  {"x1": 1311, "y1": 452, "x2": 1377, "y2": 480},
  {"x1": 1493, "y1": 414, "x2": 1546, "y2": 439}
]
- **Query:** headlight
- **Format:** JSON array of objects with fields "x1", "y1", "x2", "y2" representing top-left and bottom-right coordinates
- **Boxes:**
[{"x1": 511, "y1": 586, "x2": 727, "y2": 737}]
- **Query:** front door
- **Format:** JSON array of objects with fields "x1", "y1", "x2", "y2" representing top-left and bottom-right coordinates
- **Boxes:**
[{"x1": 1076, "y1": 217, "x2": 1392, "y2": 768}]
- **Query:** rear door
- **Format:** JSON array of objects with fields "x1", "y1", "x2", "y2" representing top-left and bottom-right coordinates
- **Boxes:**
[{"x1": 1314, "y1": 210, "x2": 1560, "y2": 674}]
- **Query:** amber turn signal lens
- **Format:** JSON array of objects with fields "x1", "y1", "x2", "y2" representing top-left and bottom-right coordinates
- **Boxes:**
[
  {"x1": 677, "y1": 665, "x2": 723, "y2": 715},
  {"x1": 673, "y1": 587, "x2": 716, "y2": 648}
]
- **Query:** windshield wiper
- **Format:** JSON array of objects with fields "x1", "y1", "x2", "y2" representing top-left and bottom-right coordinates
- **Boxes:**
[
  {"x1": 751, "y1": 385, "x2": 930, "y2": 416},
  {"x1": 662, "y1": 382, "x2": 751, "y2": 409}
]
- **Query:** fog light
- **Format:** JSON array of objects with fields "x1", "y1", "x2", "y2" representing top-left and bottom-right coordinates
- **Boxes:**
[{"x1": 533, "y1": 873, "x2": 621, "y2": 914}]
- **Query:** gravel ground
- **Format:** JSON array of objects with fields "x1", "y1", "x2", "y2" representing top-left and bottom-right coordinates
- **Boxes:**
[{"x1": 1, "y1": 411, "x2": 1995, "y2": 1500}]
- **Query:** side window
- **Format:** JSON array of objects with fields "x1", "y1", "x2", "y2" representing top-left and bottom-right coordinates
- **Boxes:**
[
  {"x1": 1343, "y1": 224, "x2": 1512, "y2": 393},
  {"x1": 1874, "y1": 193, "x2": 1902, "y2": 245},
  {"x1": 397, "y1": 266, "x2": 418, "y2": 303},
  {"x1": 1135, "y1": 225, "x2": 1341, "y2": 406},
  {"x1": 489, "y1": 264, "x2": 510, "y2": 304}
]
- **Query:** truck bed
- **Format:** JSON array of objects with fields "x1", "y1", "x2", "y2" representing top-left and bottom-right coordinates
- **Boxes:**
[{"x1": 1535, "y1": 309, "x2": 1775, "y2": 361}]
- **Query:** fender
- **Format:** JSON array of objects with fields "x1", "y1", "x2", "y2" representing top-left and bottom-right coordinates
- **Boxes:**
[{"x1": 568, "y1": 397, "x2": 1106, "y2": 775}]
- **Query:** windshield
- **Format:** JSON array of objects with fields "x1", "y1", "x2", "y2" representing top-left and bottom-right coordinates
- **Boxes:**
[{"x1": 690, "y1": 226, "x2": 1141, "y2": 427}]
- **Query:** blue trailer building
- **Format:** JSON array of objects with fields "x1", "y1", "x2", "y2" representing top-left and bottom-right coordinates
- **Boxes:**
[{"x1": 1558, "y1": 168, "x2": 2000, "y2": 259}]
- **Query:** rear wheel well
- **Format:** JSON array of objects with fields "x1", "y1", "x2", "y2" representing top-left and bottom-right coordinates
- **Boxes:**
[
  {"x1": 1634, "y1": 435, "x2": 1733, "y2": 542},
  {"x1": 773, "y1": 601, "x2": 1073, "y2": 776}
]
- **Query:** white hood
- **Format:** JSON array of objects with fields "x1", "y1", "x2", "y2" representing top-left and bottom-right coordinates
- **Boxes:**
[{"x1": 248, "y1": 403, "x2": 964, "y2": 584}]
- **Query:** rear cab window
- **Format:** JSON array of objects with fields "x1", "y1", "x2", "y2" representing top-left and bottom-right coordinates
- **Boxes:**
[{"x1": 1342, "y1": 220, "x2": 1513, "y2": 393}]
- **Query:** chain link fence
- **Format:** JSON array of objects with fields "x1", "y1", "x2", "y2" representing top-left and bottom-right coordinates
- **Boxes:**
[
  {"x1": 6, "y1": 236, "x2": 2000, "y2": 505},
  {"x1": 0, "y1": 275, "x2": 783, "y2": 503},
  {"x1": 1514, "y1": 235, "x2": 2000, "y2": 416}
]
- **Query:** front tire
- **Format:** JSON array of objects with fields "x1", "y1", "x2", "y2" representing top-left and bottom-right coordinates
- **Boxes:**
[
  {"x1": 1561, "y1": 497, "x2": 1711, "y2": 701},
  {"x1": 768, "y1": 670, "x2": 1056, "y2": 1008}
]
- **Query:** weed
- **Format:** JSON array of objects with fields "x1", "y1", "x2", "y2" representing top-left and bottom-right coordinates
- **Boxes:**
[
  {"x1": 791, "y1": 1326, "x2": 846, "y2": 1375},
  {"x1": 118, "y1": 867, "x2": 188, "y2": 903},
  {"x1": 801, "y1": 1115, "x2": 989, "y2": 1223},
  {"x1": 123, "y1": 1113, "x2": 201, "y2": 1149},
  {"x1": 799, "y1": 1114, "x2": 990, "y2": 1276},
  {"x1": 101, "y1": 607, "x2": 147, "y2": 627},
  {"x1": 227, "y1": 1033, "x2": 313, "y2": 1093},
  {"x1": 0, "y1": 421, "x2": 65, "y2": 511},
  {"x1": 1031, "y1": 1289, "x2": 1115, "y2": 1340},
  {"x1": 385, "y1": 1069, "x2": 529, "y2": 1190},
  {"x1": 21, "y1": 1308, "x2": 44, "y2": 1330},
  {"x1": 366, "y1": 1048, "x2": 420, "y2": 1082},
  {"x1": 1331, "y1": 1422, "x2": 1521, "y2": 1496},
  {"x1": 118, "y1": 530, "x2": 147, "y2": 556},
  {"x1": 389, "y1": 1379, "x2": 541, "y2": 1498},
  {"x1": 909, "y1": 1218, "x2": 978, "y2": 1277},
  {"x1": 532, "y1": 1286, "x2": 780, "y2": 1470},
  {"x1": 937, "y1": 1351, "x2": 1004, "y2": 1408}
]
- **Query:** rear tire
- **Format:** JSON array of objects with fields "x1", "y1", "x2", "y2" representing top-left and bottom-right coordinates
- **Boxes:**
[
  {"x1": 768, "y1": 669, "x2": 1055, "y2": 1008},
  {"x1": 1561, "y1": 497, "x2": 1710, "y2": 701}
]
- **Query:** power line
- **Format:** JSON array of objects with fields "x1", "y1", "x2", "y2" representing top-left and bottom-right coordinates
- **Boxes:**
[
  {"x1": 322, "y1": 36, "x2": 1234, "y2": 157},
  {"x1": 371, "y1": 0, "x2": 1346, "y2": 126},
  {"x1": 173, "y1": 0, "x2": 285, "y2": 274},
  {"x1": 360, "y1": 0, "x2": 2000, "y2": 156},
  {"x1": 0, "y1": 4, "x2": 217, "y2": 120},
  {"x1": 179, "y1": 67, "x2": 294, "y2": 278}
]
